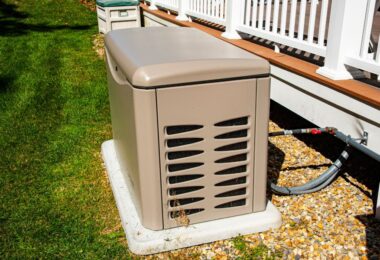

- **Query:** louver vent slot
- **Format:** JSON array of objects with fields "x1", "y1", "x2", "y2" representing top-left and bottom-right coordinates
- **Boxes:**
[
  {"x1": 169, "y1": 197, "x2": 204, "y2": 207},
  {"x1": 166, "y1": 125, "x2": 203, "y2": 135},
  {"x1": 169, "y1": 186, "x2": 204, "y2": 196},
  {"x1": 215, "y1": 177, "x2": 247, "y2": 186},
  {"x1": 215, "y1": 142, "x2": 248, "y2": 151},
  {"x1": 215, "y1": 129, "x2": 248, "y2": 139},
  {"x1": 215, "y1": 153, "x2": 247, "y2": 163},
  {"x1": 168, "y1": 163, "x2": 203, "y2": 172},
  {"x1": 167, "y1": 138, "x2": 203, "y2": 148},
  {"x1": 215, "y1": 188, "x2": 246, "y2": 197},
  {"x1": 170, "y1": 209, "x2": 204, "y2": 218},
  {"x1": 169, "y1": 174, "x2": 204, "y2": 184},
  {"x1": 215, "y1": 199, "x2": 246, "y2": 208},
  {"x1": 215, "y1": 117, "x2": 248, "y2": 127},
  {"x1": 168, "y1": 150, "x2": 204, "y2": 160},
  {"x1": 215, "y1": 165, "x2": 247, "y2": 175}
]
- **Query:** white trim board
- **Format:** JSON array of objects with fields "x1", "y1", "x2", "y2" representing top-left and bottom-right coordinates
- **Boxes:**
[
  {"x1": 270, "y1": 65, "x2": 380, "y2": 155},
  {"x1": 101, "y1": 140, "x2": 282, "y2": 255}
]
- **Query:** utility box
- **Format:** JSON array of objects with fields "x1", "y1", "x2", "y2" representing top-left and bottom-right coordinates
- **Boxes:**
[
  {"x1": 96, "y1": 0, "x2": 140, "y2": 34},
  {"x1": 105, "y1": 27, "x2": 271, "y2": 231}
]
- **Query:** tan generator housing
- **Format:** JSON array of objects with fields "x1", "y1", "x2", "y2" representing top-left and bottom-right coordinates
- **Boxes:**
[{"x1": 105, "y1": 27, "x2": 271, "y2": 231}]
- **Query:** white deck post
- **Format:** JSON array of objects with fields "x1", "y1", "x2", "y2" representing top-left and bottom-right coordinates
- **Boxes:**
[
  {"x1": 148, "y1": 0, "x2": 158, "y2": 10},
  {"x1": 222, "y1": 0, "x2": 244, "y2": 39},
  {"x1": 316, "y1": 0, "x2": 367, "y2": 80},
  {"x1": 176, "y1": 0, "x2": 188, "y2": 21}
]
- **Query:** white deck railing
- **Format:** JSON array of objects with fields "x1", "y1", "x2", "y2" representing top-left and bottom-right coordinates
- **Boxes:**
[
  {"x1": 187, "y1": 0, "x2": 226, "y2": 25},
  {"x1": 237, "y1": 0, "x2": 329, "y2": 57},
  {"x1": 147, "y1": 0, "x2": 226, "y2": 25},
  {"x1": 145, "y1": 0, "x2": 380, "y2": 80},
  {"x1": 344, "y1": 0, "x2": 380, "y2": 79},
  {"x1": 149, "y1": 0, "x2": 179, "y2": 11}
]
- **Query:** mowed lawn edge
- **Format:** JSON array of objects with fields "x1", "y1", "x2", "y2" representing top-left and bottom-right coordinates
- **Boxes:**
[{"x1": 0, "y1": 0, "x2": 132, "y2": 258}]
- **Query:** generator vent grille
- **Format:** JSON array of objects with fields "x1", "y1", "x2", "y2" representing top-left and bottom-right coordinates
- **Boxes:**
[
  {"x1": 161, "y1": 115, "x2": 253, "y2": 228},
  {"x1": 165, "y1": 124, "x2": 206, "y2": 223},
  {"x1": 214, "y1": 116, "x2": 249, "y2": 210},
  {"x1": 164, "y1": 116, "x2": 251, "y2": 226}
]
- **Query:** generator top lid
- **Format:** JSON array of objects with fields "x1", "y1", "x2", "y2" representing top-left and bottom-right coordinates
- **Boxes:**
[{"x1": 105, "y1": 27, "x2": 270, "y2": 88}]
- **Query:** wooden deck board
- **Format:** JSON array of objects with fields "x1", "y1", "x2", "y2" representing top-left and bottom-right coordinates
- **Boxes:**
[{"x1": 140, "y1": 3, "x2": 380, "y2": 109}]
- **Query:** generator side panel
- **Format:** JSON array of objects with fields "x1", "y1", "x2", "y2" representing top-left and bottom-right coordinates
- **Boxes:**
[
  {"x1": 253, "y1": 77, "x2": 271, "y2": 212},
  {"x1": 156, "y1": 79, "x2": 257, "y2": 228},
  {"x1": 106, "y1": 52, "x2": 163, "y2": 230}
]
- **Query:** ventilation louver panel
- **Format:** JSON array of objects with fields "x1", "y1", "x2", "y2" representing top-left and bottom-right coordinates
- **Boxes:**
[
  {"x1": 165, "y1": 124, "x2": 207, "y2": 225},
  {"x1": 161, "y1": 116, "x2": 252, "y2": 227},
  {"x1": 157, "y1": 81, "x2": 257, "y2": 228},
  {"x1": 214, "y1": 116, "x2": 250, "y2": 210}
]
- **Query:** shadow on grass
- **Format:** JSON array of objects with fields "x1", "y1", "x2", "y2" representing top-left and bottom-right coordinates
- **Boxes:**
[
  {"x1": 0, "y1": 75, "x2": 15, "y2": 93},
  {"x1": 270, "y1": 101, "x2": 380, "y2": 258},
  {"x1": 0, "y1": 0, "x2": 92, "y2": 37}
]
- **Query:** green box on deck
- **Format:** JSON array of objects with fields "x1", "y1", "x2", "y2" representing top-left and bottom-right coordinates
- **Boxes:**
[{"x1": 96, "y1": 0, "x2": 139, "y2": 7}]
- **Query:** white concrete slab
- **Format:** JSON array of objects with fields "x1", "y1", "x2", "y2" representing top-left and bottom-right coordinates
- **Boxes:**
[{"x1": 101, "y1": 140, "x2": 282, "y2": 255}]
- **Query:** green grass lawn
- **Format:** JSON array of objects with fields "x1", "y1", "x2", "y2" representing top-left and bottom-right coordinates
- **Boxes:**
[{"x1": 0, "y1": 0, "x2": 132, "y2": 258}]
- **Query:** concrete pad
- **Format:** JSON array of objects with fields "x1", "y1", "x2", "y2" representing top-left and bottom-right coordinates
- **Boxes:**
[{"x1": 101, "y1": 140, "x2": 282, "y2": 255}]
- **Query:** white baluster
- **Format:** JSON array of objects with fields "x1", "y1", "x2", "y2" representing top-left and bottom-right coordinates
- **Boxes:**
[
  {"x1": 265, "y1": 0, "x2": 272, "y2": 31},
  {"x1": 245, "y1": 0, "x2": 252, "y2": 26},
  {"x1": 297, "y1": 0, "x2": 306, "y2": 40},
  {"x1": 220, "y1": 0, "x2": 225, "y2": 19},
  {"x1": 258, "y1": 0, "x2": 264, "y2": 29},
  {"x1": 289, "y1": 0, "x2": 297, "y2": 38},
  {"x1": 307, "y1": 0, "x2": 317, "y2": 43},
  {"x1": 212, "y1": 0, "x2": 216, "y2": 17},
  {"x1": 317, "y1": 0, "x2": 329, "y2": 46},
  {"x1": 360, "y1": 0, "x2": 376, "y2": 58},
  {"x1": 222, "y1": 0, "x2": 244, "y2": 39},
  {"x1": 272, "y1": 0, "x2": 280, "y2": 32},
  {"x1": 252, "y1": 0, "x2": 258, "y2": 28},
  {"x1": 280, "y1": 0, "x2": 288, "y2": 36},
  {"x1": 149, "y1": 0, "x2": 158, "y2": 10},
  {"x1": 176, "y1": 0, "x2": 188, "y2": 20}
]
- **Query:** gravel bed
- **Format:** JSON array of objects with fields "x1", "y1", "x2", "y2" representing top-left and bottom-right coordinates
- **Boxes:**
[{"x1": 140, "y1": 103, "x2": 380, "y2": 259}]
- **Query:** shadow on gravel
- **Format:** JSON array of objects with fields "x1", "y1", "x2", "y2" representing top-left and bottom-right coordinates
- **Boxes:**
[
  {"x1": 270, "y1": 101, "x2": 380, "y2": 258},
  {"x1": 267, "y1": 141, "x2": 285, "y2": 201},
  {"x1": 0, "y1": 0, "x2": 92, "y2": 37},
  {"x1": 356, "y1": 215, "x2": 380, "y2": 259}
]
